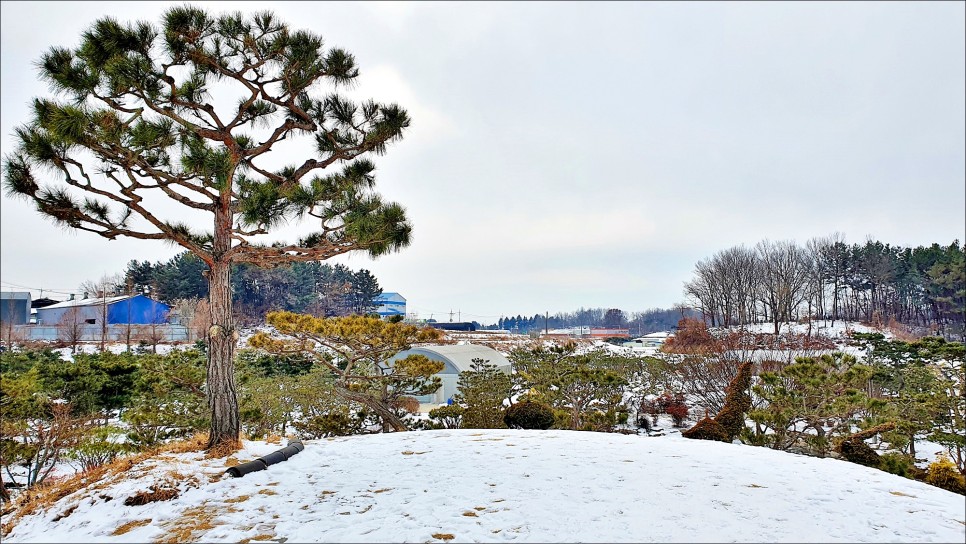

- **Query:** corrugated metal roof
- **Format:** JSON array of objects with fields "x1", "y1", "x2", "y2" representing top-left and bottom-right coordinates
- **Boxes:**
[{"x1": 40, "y1": 295, "x2": 134, "y2": 309}]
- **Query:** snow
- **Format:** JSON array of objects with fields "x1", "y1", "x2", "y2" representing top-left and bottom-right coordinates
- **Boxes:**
[{"x1": 5, "y1": 429, "x2": 964, "y2": 543}]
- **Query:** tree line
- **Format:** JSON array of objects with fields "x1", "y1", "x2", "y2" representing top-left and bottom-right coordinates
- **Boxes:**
[
  {"x1": 683, "y1": 234, "x2": 965, "y2": 339},
  {"x1": 122, "y1": 252, "x2": 383, "y2": 324},
  {"x1": 486, "y1": 306, "x2": 698, "y2": 335}
]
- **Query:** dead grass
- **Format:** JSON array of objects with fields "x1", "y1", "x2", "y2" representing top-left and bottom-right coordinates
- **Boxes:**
[
  {"x1": 224, "y1": 494, "x2": 251, "y2": 504},
  {"x1": 462, "y1": 511, "x2": 478, "y2": 517},
  {"x1": 432, "y1": 533, "x2": 455, "y2": 541},
  {"x1": 112, "y1": 519, "x2": 152, "y2": 536},
  {"x1": 51, "y1": 504, "x2": 77, "y2": 522},
  {"x1": 124, "y1": 484, "x2": 179, "y2": 506},
  {"x1": 2, "y1": 433, "x2": 215, "y2": 536},
  {"x1": 204, "y1": 437, "x2": 243, "y2": 459},
  {"x1": 890, "y1": 491, "x2": 917, "y2": 497},
  {"x1": 257, "y1": 489, "x2": 277, "y2": 496},
  {"x1": 154, "y1": 503, "x2": 238, "y2": 544}
]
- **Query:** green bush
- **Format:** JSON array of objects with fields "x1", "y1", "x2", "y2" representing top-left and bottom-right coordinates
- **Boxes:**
[
  {"x1": 503, "y1": 401, "x2": 555, "y2": 430},
  {"x1": 428, "y1": 405, "x2": 464, "y2": 429},
  {"x1": 293, "y1": 411, "x2": 366, "y2": 438},
  {"x1": 879, "y1": 452, "x2": 916, "y2": 478}
]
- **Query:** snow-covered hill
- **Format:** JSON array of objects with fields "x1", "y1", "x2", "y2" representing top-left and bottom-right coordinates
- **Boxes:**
[{"x1": 4, "y1": 429, "x2": 964, "y2": 543}]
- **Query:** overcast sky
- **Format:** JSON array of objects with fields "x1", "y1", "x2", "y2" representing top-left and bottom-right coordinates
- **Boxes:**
[{"x1": 1, "y1": 1, "x2": 964, "y2": 323}]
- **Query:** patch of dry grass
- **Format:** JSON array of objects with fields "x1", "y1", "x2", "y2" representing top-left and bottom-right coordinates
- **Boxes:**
[
  {"x1": 111, "y1": 519, "x2": 152, "y2": 536},
  {"x1": 432, "y1": 533, "x2": 455, "y2": 541},
  {"x1": 2, "y1": 433, "x2": 215, "y2": 536},
  {"x1": 154, "y1": 503, "x2": 238, "y2": 544},
  {"x1": 124, "y1": 484, "x2": 179, "y2": 506}
]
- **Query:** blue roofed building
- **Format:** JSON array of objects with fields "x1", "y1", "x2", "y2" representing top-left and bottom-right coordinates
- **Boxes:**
[
  {"x1": 373, "y1": 292, "x2": 406, "y2": 318},
  {"x1": 36, "y1": 294, "x2": 170, "y2": 325}
]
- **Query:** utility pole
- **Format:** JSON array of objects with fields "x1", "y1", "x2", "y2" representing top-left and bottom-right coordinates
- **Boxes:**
[
  {"x1": 449, "y1": 309, "x2": 453, "y2": 322},
  {"x1": 545, "y1": 311, "x2": 548, "y2": 334}
]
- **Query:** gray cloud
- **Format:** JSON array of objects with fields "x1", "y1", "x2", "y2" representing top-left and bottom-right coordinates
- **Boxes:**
[{"x1": 2, "y1": 1, "x2": 963, "y2": 320}]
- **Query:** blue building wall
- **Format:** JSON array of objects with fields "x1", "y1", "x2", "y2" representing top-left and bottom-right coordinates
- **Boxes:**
[
  {"x1": 106, "y1": 295, "x2": 170, "y2": 324},
  {"x1": 374, "y1": 292, "x2": 406, "y2": 317}
]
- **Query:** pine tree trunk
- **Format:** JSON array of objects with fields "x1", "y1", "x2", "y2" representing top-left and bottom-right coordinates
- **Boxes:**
[
  {"x1": 338, "y1": 388, "x2": 408, "y2": 432},
  {"x1": 206, "y1": 257, "x2": 239, "y2": 449}
]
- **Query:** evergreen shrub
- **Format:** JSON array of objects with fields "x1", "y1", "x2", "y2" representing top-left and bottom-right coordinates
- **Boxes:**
[
  {"x1": 878, "y1": 452, "x2": 916, "y2": 478},
  {"x1": 428, "y1": 405, "x2": 464, "y2": 429},
  {"x1": 681, "y1": 415, "x2": 729, "y2": 442},
  {"x1": 503, "y1": 401, "x2": 555, "y2": 430}
]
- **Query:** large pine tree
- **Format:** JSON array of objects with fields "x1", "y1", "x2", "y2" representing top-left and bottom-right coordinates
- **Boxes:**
[{"x1": 3, "y1": 7, "x2": 414, "y2": 449}]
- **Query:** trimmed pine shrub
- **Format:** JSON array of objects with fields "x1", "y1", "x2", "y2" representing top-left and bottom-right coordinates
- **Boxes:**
[
  {"x1": 714, "y1": 362, "x2": 753, "y2": 440},
  {"x1": 681, "y1": 415, "x2": 729, "y2": 442},
  {"x1": 683, "y1": 362, "x2": 752, "y2": 442},
  {"x1": 838, "y1": 438, "x2": 881, "y2": 467},
  {"x1": 428, "y1": 405, "x2": 464, "y2": 429},
  {"x1": 503, "y1": 401, "x2": 555, "y2": 430}
]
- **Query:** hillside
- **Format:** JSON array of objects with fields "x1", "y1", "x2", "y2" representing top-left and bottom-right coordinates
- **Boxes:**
[{"x1": 4, "y1": 429, "x2": 964, "y2": 543}]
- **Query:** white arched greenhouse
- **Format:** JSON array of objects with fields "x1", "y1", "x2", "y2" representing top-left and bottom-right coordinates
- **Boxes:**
[{"x1": 387, "y1": 344, "x2": 511, "y2": 406}]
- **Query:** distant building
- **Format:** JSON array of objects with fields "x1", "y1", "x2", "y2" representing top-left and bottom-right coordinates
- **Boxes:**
[
  {"x1": 427, "y1": 322, "x2": 477, "y2": 332},
  {"x1": 622, "y1": 331, "x2": 674, "y2": 352},
  {"x1": 387, "y1": 344, "x2": 511, "y2": 405},
  {"x1": 0, "y1": 291, "x2": 31, "y2": 325},
  {"x1": 36, "y1": 294, "x2": 170, "y2": 326},
  {"x1": 374, "y1": 292, "x2": 406, "y2": 318},
  {"x1": 541, "y1": 326, "x2": 630, "y2": 339}
]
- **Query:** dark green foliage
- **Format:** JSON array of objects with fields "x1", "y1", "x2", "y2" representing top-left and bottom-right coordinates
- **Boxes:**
[
  {"x1": 715, "y1": 362, "x2": 753, "y2": 440},
  {"x1": 837, "y1": 422, "x2": 895, "y2": 468},
  {"x1": 503, "y1": 401, "x2": 555, "y2": 430},
  {"x1": 428, "y1": 405, "x2": 464, "y2": 429},
  {"x1": 123, "y1": 252, "x2": 383, "y2": 320},
  {"x1": 839, "y1": 439, "x2": 881, "y2": 468},
  {"x1": 453, "y1": 358, "x2": 511, "y2": 429},
  {"x1": 853, "y1": 334, "x2": 965, "y2": 471},
  {"x1": 293, "y1": 410, "x2": 368, "y2": 438},
  {"x1": 879, "y1": 452, "x2": 916, "y2": 478},
  {"x1": 509, "y1": 344, "x2": 631, "y2": 431},
  {"x1": 237, "y1": 349, "x2": 314, "y2": 378},
  {"x1": 749, "y1": 353, "x2": 875, "y2": 456},
  {"x1": 122, "y1": 350, "x2": 208, "y2": 446},
  {"x1": 1, "y1": 349, "x2": 138, "y2": 418}
]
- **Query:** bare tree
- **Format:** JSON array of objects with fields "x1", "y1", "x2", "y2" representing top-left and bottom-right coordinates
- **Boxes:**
[
  {"x1": 56, "y1": 305, "x2": 84, "y2": 354},
  {"x1": 80, "y1": 274, "x2": 123, "y2": 352},
  {"x1": 756, "y1": 240, "x2": 810, "y2": 335}
]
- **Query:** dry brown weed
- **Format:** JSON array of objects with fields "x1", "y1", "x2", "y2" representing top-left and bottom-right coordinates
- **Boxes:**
[{"x1": 112, "y1": 519, "x2": 152, "y2": 536}]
